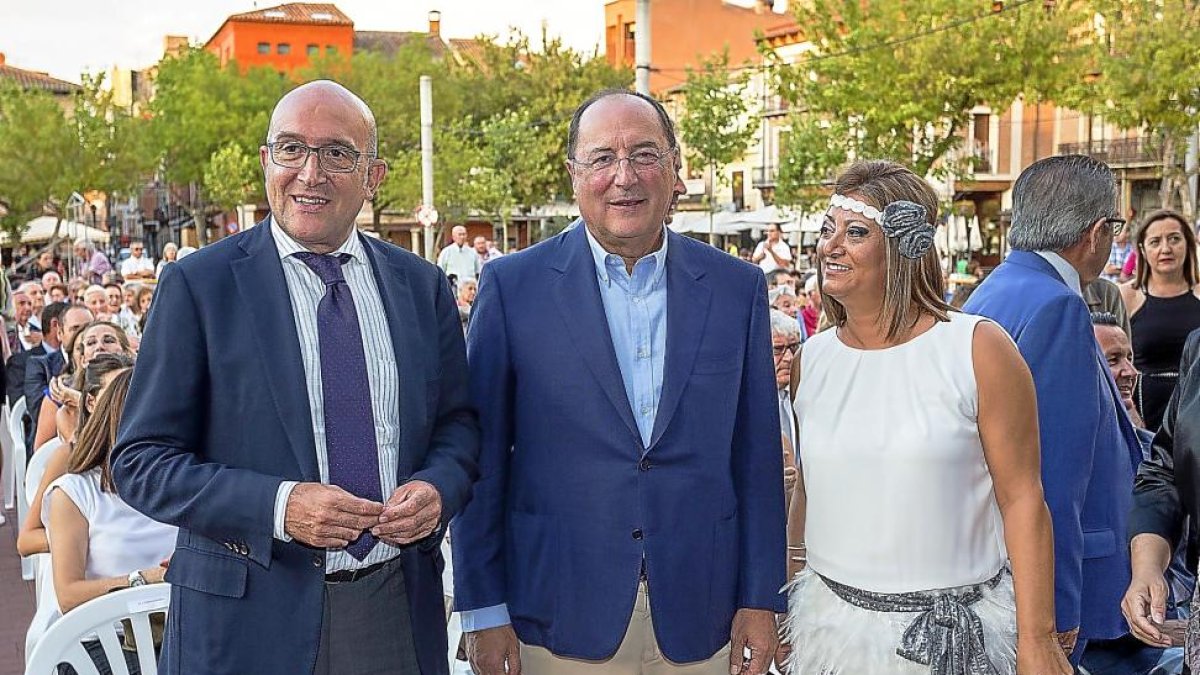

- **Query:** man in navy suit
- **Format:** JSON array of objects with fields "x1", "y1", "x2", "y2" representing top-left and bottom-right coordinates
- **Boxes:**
[
  {"x1": 112, "y1": 81, "x2": 479, "y2": 675},
  {"x1": 454, "y1": 90, "x2": 786, "y2": 675},
  {"x1": 964, "y1": 155, "x2": 1142, "y2": 666}
]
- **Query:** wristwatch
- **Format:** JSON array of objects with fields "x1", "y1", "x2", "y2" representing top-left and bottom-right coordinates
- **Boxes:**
[{"x1": 127, "y1": 570, "x2": 147, "y2": 588}]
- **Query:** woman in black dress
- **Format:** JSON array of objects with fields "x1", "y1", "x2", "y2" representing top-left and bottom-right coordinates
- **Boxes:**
[{"x1": 1120, "y1": 210, "x2": 1200, "y2": 431}]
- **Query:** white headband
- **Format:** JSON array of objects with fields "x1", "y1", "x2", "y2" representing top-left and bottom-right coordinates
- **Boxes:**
[{"x1": 828, "y1": 193, "x2": 936, "y2": 260}]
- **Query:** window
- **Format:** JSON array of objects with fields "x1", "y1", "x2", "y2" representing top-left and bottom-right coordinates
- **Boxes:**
[
  {"x1": 257, "y1": 42, "x2": 270, "y2": 55},
  {"x1": 326, "y1": 45, "x2": 337, "y2": 55},
  {"x1": 312, "y1": 11, "x2": 333, "y2": 20},
  {"x1": 277, "y1": 43, "x2": 291, "y2": 55},
  {"x1": 307, "y1": 44, "x2": 319, "y2": 57}
]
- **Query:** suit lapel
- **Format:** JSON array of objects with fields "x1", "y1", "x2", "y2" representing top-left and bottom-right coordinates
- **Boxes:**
[
  {"x1": 360, "y1": 235, "x2": 418, "y2": 479},
  {"x1": 649, "y1": 233, "x2": 710, "y2": 450},
  {"x1": 229, "y1": 221, "x2": 320, "y2": 481},
  {"x1": 551, "y1": 224, "x2": 641, "y2": 443}
]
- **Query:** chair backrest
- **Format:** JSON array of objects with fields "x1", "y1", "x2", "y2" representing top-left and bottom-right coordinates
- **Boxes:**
[
  {"x1": 25, "y1": 554, "x2": 61, "y2": 661},
  {"x1": 2, "y1": 402, "x2": 14, "y2": 510},
  {"x1": 25, "y1": 437, "x2": 63, "y2": 505},
  {"x1": 11, "y1": 398, "x2": 33, "y2": 580},
  {"x1": 25, "y1": 583, "x2": 169, "y2": 675}
]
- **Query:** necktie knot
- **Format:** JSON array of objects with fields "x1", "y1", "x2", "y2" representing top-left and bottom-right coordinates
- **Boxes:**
[{"x1": 294, "y1": 252, "x2": 350, "y2": 286}]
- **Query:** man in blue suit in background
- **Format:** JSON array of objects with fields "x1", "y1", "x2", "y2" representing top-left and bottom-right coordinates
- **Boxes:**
[
  {"x1": 965, "y1": 155, "x2": 1142, "y2": 666},
  {"x1": 112, "y1": 81, "x2": 478, "y2": 674},
  {"x1": 454, "y1": 90, "x2": 786, "y2": 675}
]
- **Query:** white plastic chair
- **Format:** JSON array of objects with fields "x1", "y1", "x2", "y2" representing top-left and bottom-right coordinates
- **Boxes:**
[
  {"x1": 26, "y1": 438, "x2": 62, "y2": 506},
  {"x1": 10, "y1": 398, "x2": 32, "y2": 580},
  {"x1": 25, "y1": 553, "x2": 60, "y2": 660},
  {"x1": 25, "y1": 583, "x2": 169, "y2": 675},
  {"x1": 2, "y1": 402, "x2": 14, "y2": 510}
]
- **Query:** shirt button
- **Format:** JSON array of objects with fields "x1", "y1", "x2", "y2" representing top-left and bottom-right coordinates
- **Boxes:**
[
  {"x1": 632, "y1": 529, "x2": 644, "y2": 541},
  {"x1": 639, "y1": 459, "x2": 651, "y2": 471}
]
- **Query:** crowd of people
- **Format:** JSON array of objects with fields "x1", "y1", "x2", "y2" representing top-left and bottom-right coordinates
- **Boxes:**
[
  {"x1": 2, "y1": 79, "x2": 1200, "y2": 675},
  {"x1": 0, "y1": 237, "x2": 191, "y2": 672}
]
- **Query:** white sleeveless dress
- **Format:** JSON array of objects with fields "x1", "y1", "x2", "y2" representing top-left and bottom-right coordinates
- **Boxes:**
[{"x1": 785, "y1": 313, "x2": 1017, "y2": 674}]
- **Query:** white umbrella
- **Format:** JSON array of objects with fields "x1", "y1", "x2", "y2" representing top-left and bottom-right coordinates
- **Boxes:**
[{"x1": 3, "y1": 216, "x2": 110, "y2": 245}]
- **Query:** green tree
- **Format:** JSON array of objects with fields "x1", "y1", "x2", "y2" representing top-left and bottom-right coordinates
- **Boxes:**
[
  {"x1": 1087, "y1": 1, "x2": 1200, "y2": 218},
  {"x1": 148, "y1": 48, "x2": 287, "y2": 243},
  {"x1": 0, "y1": 73, "x2": 156, "y2": 244},
  {"x1": 678, "y1": 50, "x2": 758, "y2": 243},
  {"x1": 770, "y1": 0, "x2": 1094, "y2": 208},
  {"x1": 203, "y1": 142, "x2": 259, "y2": 213}
]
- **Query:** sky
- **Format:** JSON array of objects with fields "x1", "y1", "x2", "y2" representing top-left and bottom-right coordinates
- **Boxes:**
[{"x1": 0, "y1": 0, "x2": 623, "y2": 83}]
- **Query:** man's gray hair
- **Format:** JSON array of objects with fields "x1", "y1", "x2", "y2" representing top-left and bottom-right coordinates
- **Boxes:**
[
  {"x1": 1008, "y1": 154, "x2": 1116, "y2": 252},
  {"x1": 74, "y1": 239, "x2": 95, "y2": 252},
  {"x1": 769, "y1": 309, "x2": 802, "y2": 341}
]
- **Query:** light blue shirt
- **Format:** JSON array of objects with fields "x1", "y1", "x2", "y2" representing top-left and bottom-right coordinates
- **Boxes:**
[{"x1": 459, "y1": 224, "x2": 670, "y2": 632}]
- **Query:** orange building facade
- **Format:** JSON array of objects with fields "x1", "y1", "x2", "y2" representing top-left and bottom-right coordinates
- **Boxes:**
[
  {"x1": 604, "y1": 0, "x2": 783, "y2": 94},
  {"x1": 204, "y1": 3, "x2": 354, "y2": 72}
]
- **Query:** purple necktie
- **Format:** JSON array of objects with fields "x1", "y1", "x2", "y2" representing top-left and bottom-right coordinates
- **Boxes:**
[{"x1": 294, "y1": 252, "x2": 381, "y2": 560}]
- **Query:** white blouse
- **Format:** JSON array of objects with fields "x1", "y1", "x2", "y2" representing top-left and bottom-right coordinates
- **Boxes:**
[
  {"x1": 44, "y1": 468, "x2": 177, "y2": 580},
  {"x1": 795, "y1": 312, "x2": 1008, "y2": 593}
]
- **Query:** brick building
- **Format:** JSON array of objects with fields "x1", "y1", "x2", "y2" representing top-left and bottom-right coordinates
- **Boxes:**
[{"x1": 204, "y1": 3, "x2": 355, "y2": 73}]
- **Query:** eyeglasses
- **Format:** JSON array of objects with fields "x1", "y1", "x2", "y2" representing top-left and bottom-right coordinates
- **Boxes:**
[
  {"x1": 266, "y1": 141, "x2": 368, "y2": 173},
  {"x1": 569, "y1": 147, "x2": 676, "y2": 176},
  {"x1": 772, "y1": 341, "x2": 801, "y2": 357},
  {"x1": 1103, "y1": 217, "x2": 1126, "y2": 235}
]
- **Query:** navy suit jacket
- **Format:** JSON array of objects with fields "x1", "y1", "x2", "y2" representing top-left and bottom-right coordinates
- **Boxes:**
[
  {"x1": 111, "y1": 220, "x2": 479, "y2": 675},
  {"x1": 965, "y1": 251, "x2": 1140, "y2": 640},
  {"x1": 452, "y1": 224, "x2": 787, "y2": 662}
]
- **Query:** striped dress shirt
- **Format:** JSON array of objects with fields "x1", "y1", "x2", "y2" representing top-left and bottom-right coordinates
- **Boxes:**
[{"x1": 268, "y1": 219, "x2": 403, "y2": 572}]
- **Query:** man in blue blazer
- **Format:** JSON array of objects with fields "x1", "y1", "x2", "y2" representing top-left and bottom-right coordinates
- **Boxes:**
[
  {"x1": 964, "y1": 155, "x2": 1142, "y2": 665},
  {"x1": 454, "y1": 90, "x2": 786, "y2": 675},
  {"x1": 111, "y1": 81, "x2": 479, "y2": 675}
]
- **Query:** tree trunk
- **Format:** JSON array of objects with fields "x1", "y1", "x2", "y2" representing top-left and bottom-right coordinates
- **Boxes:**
[{"x1": 1160, "y1": 135, "x2": 1178, "y2": 213}]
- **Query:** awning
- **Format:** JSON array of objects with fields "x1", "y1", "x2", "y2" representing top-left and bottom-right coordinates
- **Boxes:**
[{"x1": 2, "y1": 216, "x2": 110, "y2": 245}]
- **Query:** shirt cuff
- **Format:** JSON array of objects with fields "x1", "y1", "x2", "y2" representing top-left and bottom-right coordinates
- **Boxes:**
[
  {"x1": 459, "y1": 604, "x2": 512, "y2": 632},
  {"x1": 274, "y1": 481, "x2": 299, "y2": 542}
]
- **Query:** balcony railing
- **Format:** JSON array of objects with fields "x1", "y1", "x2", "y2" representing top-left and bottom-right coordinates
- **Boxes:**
[
  {"x1": 753, "y1": 166, "x2": 778, "y2": 188},
  {"x1": 1058, "y1": 137, "x2": 1166, "y2": 166}
]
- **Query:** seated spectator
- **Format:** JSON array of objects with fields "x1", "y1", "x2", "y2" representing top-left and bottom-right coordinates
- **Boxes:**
[
  {"x1": 770, "y1": 309, "x2": 801, "y2": 513},
  {"x1": 18, "y1": 280, "x2": 46, "y2": 318},
  {"x1": 103, "y1": 283, "x2": 123, "y2": 320},
  {"x1": 17, "y1": 353, "x2": 135, "y2": 557},
  {"x1": 67, "y1": 278, "x2": 88, "y2": 305},
  {"x1": 44, "y1": 364, "x2": 175, "y2": 673},
  {"x1": 457, "y1": 279, "x2": 477, "y2": 331},
  {"x1": 48, "y1": 284, "x2": 69, "y2": 304},
  {"x1": 801, "y1": 274, "x2": 822, "y2": 336},
  {"x1": 133, "y1": 285, "x2": 154, "y2": 326},
  {"x1": 32, "y1": 320, "x2": 127, "y2": 451},
  {"x1": 119, "y1": 240, "x2": 155, "y2": 281},
  {"x1": 74, "y1": 240, "x2": 111, "y2": 286},
  {"x1": 83, "y1": 285, "x2": 110, "y2": 322},
  {"x1": 41, "y1": 270, "x2": 62, "y2": 293},
  {"x1": 155, "y1": 243, "x2": 177, "y2": 279},
  {"x1": 770, "y1": 285, "x2": 800, "y2": 319}
]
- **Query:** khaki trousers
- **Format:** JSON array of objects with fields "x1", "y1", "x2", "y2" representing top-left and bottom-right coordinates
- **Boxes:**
[{"x1": 519, "y1": 582, "x2": 731, "y2": 675}]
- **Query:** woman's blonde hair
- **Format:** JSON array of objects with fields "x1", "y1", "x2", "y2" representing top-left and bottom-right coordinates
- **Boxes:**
[{"x1": 820, "y1": 160, "x2": 951, "y2": 340}]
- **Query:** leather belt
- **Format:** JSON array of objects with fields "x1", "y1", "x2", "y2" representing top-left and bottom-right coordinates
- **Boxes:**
[{"x1": 325, "y1": 558, "x2": 390, "y2": 584}]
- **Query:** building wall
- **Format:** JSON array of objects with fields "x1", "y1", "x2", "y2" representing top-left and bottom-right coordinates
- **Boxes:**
[
  {"x1": 206, "y1": 20, "x2": 353, "y2": 72},
  {"x1": 605, "y1": 0, "x2": 784, "y2": 94}
]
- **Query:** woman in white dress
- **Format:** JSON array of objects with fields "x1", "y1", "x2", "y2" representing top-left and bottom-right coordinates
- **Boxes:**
[{"x1": 780, "y1": 160, "x2": 1070, "y2": 675}]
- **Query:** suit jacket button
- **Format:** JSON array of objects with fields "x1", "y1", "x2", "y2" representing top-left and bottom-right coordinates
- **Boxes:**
[
  {"x1": 312, "y1": 555, "x2": 323, "y2": 568},
  {"x1": 632, "y1": 529, "x2": 643, "y2": 540},
  {"x1": 638, "y1": 459, "x2": 651, "y2": 471},
  {"x1": 238, "y1": 544, "x2": 249, "y2": 555}
]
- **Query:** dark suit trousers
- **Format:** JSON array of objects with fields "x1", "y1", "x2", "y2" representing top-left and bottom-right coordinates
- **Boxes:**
[{"x1": 314, "y1": 556, "x2": 420, "y2": 675}]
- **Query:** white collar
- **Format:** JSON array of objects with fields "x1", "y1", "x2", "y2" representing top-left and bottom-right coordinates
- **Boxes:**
[
  {"x1": 1034, "y1": 251, "x2": 1082, "y2": 296},
  {"x1": 269, "y1": 217, "x2": 364, "y2": 263}
]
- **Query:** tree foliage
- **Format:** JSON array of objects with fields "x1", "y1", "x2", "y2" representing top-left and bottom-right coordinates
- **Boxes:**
[
  {"x1": 770, "y1": 0, "x2": 1094, "y2": 209},
  {"x1": 678, "y1": 50, "x2": 758, "y2": 203},
  {"x1": 203, "y1": 142, "x2": 259, "y2": 212},
  {"x1": 0, "y1": 73, "x2": 155, "y2": 242},
  {"x1": 1086, "y1": 0, "x2": 1200, "y2": 217}
]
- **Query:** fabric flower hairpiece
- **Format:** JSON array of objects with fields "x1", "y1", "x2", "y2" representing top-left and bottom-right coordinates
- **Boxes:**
[{"x1": 828, "y1": 194, "x2": 936, "y2": 260}]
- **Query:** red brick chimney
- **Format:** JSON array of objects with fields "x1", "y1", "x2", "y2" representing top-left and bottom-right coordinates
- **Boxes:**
[{"x1": 428, "y1": 10, "x2": 441, "y2": 37}]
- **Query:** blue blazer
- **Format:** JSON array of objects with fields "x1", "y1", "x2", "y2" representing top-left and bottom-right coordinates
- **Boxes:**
[
  {"x1": 964, "y1": 251, "x2": 1140, "y2": 640},
  {"x1": 452, "y1": 224, "x2": 786, "y2": 662},
  {"x1": 111, "y1": 221, "x2": 479, "y2": 675}
]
